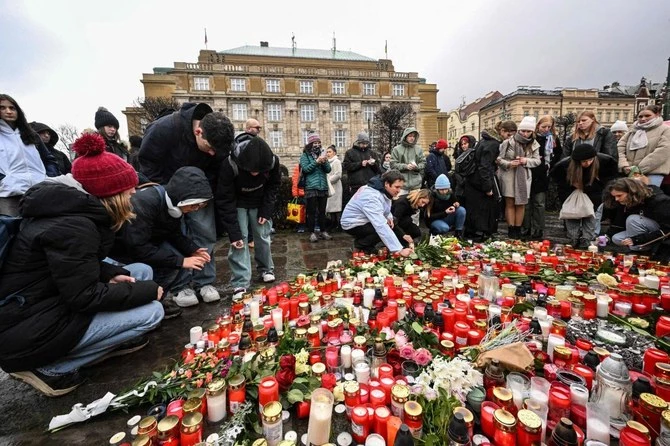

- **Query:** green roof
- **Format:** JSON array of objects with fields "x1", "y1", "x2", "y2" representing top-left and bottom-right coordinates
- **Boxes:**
[
  {"x1": 219, "y1": 45, "x2": 376, "y2": 62},
  {"x1": 152, "y1": 67, "x2": 173, "y2": 74}
]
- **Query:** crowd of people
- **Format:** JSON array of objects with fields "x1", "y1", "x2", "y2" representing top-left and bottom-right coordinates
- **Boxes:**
[{"x1": 2, "y1": 91, "x2": 670, "y2": 397}]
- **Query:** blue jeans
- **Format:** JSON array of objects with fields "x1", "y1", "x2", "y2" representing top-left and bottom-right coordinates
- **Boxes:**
[
  {"x1": 183, "y1": 204, "x2": 216, "y2": 288},
  {"x1": 648, "y1": 174, "x2": 664, "y2": 187},
  {"x1": 594, "y1": 203, "x2": 604, "y2": 236},
  {"x1": 430, "y1": 206, "x2": 467, "y2": 234},
  {"x1": 612, "y1": 214, "x2": 661, "y2": 251},
  {"x1": 228, "y1": 208, "x2": 273, "y2": 289},
  {"x1": 38, "y1": 265, "x2": 164, "y2": 375}
]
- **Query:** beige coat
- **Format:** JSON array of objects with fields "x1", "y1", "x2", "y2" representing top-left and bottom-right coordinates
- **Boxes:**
[
  {"x1": 497, "y1": 138, "x2": 541, "y2": 198},
  {"x1": 326, "y1": 157, "x2": 343, "y2": 213},
  {"x1": 618, "y1": 123, "x2": 670, "y2": 175}
]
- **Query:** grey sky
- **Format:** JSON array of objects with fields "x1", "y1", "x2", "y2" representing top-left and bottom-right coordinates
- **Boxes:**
[{"x1": 2, "y1": 0, "x2": 669, "y2": 140}]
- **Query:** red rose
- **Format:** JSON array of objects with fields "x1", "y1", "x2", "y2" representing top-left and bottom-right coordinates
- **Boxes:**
[
  {"x1": 279, "y1": 354, "x2": 296, "y2": 370},
  {"x1": 276, "y1": 368, "x2": 296, "y2": 392},
  {"x1": 320, "y1": 373, "x2": 337, "y2": 391}
]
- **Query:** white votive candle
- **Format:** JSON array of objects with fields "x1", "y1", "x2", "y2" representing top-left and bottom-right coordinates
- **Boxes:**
[
  {"x1": 363, "y1": 288, "x2": 375, "y2": 309},
  {"x1": 354, "y1": 362, "x2": 370, "y2": 384},
  {"x1": 272, "y1": 308, "x2": 283, "y2": 332},
  {"x1": 533, "y1": 307, "x2": 548, "y2": 321},
  {"x1": 570, "y1": 384, "x2": 589, "y2": 407},
  {"x1": 250, "y1": 299, "x2": 260, "y2": 321},
  {"x1": 351, "y1": 349, "x2": 365, "y2": 366},
  {"x1": 189, "y1": 326, "x2": 203, "y2": 345},
  {"x1": 341, "y1": 345, "x2": 352, "y2": 369},
  {"x1": 596, "y1": 296, "x2": 611, "y2": 318},
  {"x1": 547, "y1": 334, "x2": 565, "y2": 361}
]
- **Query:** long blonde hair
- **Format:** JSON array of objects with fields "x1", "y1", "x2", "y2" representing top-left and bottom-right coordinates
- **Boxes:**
[
  {"x1": 100, "y1": 192, "x2": 135, "y2": 231},
  {"x1": 536, "y1": 115, "x2": 557, "y2": 137},
  {"x1": 572, "y1": 111, "x2": 598, "y2": 141},
  {"x1": 406, "y1": 189, "x2": 431, "y2": 209}
]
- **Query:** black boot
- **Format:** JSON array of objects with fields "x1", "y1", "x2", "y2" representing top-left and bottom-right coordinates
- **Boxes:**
[
  {"x1": 454, "y1": 229, "x2": 464, "y2": 239},
  {"x1": 508, "y1": 226, "x2": 518, "y2": 240}
]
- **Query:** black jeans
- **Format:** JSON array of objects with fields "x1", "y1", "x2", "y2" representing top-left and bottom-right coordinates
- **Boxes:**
[
  {"x1": 345, "y1": 222, "x2": 407, "y2": 254},
  {"x1": 306, "y1": 195, "x2": 327, "y2": 233}
]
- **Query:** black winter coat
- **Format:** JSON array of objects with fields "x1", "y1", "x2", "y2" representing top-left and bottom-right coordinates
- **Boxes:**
[
  {"x1": 425, "y1": 148, "x2": 452, "y2": 188},
  {"x1": 110, "y1": 167, "x2": 212, "y2": 269},
  {"x1": 139, "y1": 103, "x2": 225, "y2": 190},
  {"x1": 425, "y1": 190, "x2": 458, "y2": 225},
  {"x1": 466, "y1": 131, "x2": 499, "y2": 194},
  {"x1": 550, "y1": 153, "x2": 618, "y2": 209},
  {"x1": 342, "y1": 145, "x2": 381, "y2": 188},
  {"x1": 391, "y1": 196, "x2": 421, "y2": 238},
  {"x1": 216, "y1": 155, "x2": 281, "y2": 243},
  {"x1": 530, "y1": 134, "x2": 562, "y2": 195},
  {"x1": 562, "y1": 127, "x2": 618, "y2": 161},
  {"x1": 0, "y1": 181, "x2": 158, "y2": 372},
  {"x1": 29, "y1": 122, "x2": 72, "y2": 174},
  {"x1": 104, "y1": 137, "x2": 130, "y2": 161}
]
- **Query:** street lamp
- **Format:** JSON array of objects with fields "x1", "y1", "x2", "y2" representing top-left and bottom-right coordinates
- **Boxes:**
[{"x1": 664, "y1": 57, "x2": 670, "y2": 121}]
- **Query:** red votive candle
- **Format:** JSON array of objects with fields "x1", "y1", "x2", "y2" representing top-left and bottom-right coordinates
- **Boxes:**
[
  {"x1": 454, "y1": 321, "x2": 469, "y2": 347},
  {"x1": 374, "y1": 406, "x2": 390, "y2": 441},
  {"x1": 442, "y1": 308, "x2": 455, "y2": 333},
  {"x1": 378, "y1": 364, "x2": 394, "y2": 380},
  {"x1": 258, "y1": 377, "x2": 279, "y2": 413}
]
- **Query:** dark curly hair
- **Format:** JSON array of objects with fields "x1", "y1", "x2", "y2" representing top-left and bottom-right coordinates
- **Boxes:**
[
  {"x1": 0, "y1": 94, "x2": 40, "y2": 146},
  {"x1": 199, "y1": 112, "x2": 235, "y2": 156}
]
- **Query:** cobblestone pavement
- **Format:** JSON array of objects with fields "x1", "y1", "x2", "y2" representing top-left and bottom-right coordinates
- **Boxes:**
[{"x1": 0, "y1": 214, "x2": 570, "y2": 445}]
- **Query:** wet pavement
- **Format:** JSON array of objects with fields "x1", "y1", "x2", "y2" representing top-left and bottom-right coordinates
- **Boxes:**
[{"x1": 0, "y1": 216, "x2": 570, "y2": 445}]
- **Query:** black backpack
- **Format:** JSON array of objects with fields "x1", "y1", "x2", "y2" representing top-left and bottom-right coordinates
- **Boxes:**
[{"x1": 454, "y1": 147, "x2": 478, "y2": 177}]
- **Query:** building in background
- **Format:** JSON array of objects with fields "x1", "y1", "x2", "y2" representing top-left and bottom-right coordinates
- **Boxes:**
[
  {"x1": 442, "y1": 91, "x2": 503, "y2": 148},
  {"x1": 123, "y1": 43, "x2": 439, "y2": 168}
]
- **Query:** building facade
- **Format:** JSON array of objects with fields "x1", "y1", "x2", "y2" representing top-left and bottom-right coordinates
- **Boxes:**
[
  {"x1": 124, "y1": 44, "x2": 440, "y2": 168},
  {"x1": 444, "y1": 91, "x2": 503, "y2": 148},
  {"x1": 479, "y1": 87, "x2": 636, "y2": 131}
]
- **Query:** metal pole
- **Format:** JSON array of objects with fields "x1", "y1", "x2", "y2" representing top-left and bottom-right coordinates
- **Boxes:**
[{"x1": 664, "y1": 57, "x2": 670, "y2": 120}]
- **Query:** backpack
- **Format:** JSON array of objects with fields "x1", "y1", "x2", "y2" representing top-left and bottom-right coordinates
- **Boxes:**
[
  {"x1": 297, "y1": 164, "x2": 306, "y2": 188},
  {"x1": 454, "y1": 147, "x2": 478, "y2": 177},
  {"x1": 228, "y1": 155, "x2": 276, "y2": 178},
  {"x1": 0, "y1": 216, "x2": 22, "y2": 271}
]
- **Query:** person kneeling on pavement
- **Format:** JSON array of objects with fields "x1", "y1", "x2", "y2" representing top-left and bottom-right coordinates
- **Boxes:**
[
  {"x1": 341, "y1": 170, "x2": 414, "y2": 257},
  {"x1": 0, "y1": 133, "x2": 164, "y2": 397},
  {"x1": 216, "y1": 135, "x2": 280, "y2": 300},
  {"x1": 391, "y1": 188, "x2": 430, "y2": 243},
  {"x1": 425, "y1": 174, "x2": 467, "y2": 237},
  {"x1": 109, "y1": 166, "x2": 215, "y2": 310}
]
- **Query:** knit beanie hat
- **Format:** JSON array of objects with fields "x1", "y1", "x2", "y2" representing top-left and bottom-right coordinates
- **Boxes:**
[
  {"x1": 236, "y1": 136, "x2": 276, "y2": 172},
  {"x1": 94, "y1": 107, "x2": 120, "y2": 129},
  {"x1": 71, "y1": 133, "x2": 138, "y2": 198},
  {"x1": 356, "y1": 132, "x2": 371, "y2": 144},
  {"x1": 571, "y1": 143, "x2": 597, "y2": 161},
  {"x1": 435, "y1": 174, "x2": 451, "y2": 189},
  {"x1": 436, "y1": 139, "x2": 448, "y2": 149},
  {"x1": 518, "y1": 116, "x2": 537, "y2": 132},
  {"x1": 610, "y1": 120, "x2": 628, "y2": 132},
  {"x1": 307, "y1": 133, "x2": 321, "y2": 145}
]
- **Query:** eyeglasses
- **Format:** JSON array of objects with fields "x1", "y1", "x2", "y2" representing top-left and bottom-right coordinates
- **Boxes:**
[{"x1": 252, "y1": 126, "x2": 262, "y2": 130}]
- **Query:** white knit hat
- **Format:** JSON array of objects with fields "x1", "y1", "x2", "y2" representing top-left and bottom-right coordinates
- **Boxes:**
[
  {"x1": 518, "y1": 116, "x2": 537, "y2": 132},
  {"x1": 610, "y1": 120, "x2": 628, "y2": 132}
]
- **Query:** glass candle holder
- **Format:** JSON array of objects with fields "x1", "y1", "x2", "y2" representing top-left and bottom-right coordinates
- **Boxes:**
[
  {"x1": 306, "y1": 388, "x2": 334, "y2": 446},
  {"x1": 401, "y1": 360, "x2": 420, "y2": 378},
  {"x1": 530, "y1": 377, "x2": 551, "y2": 406},
  {"x1": 507, "y1": 372, "x2": 530, "y2": 409},
  {"x1": 586, "y1": 402, "x2": 611, "y2": 445}
]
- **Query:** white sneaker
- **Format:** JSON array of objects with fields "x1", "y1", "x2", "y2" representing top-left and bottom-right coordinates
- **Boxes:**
[
  {"x1": 174, "y1": 288, "x2": 199, "y2": 307},
  {"x1": 199, "y1": 285, "x2": 221, "y2": 303},
  {"x1": 262, "y1": 272, "x2": 275, "y2": 283},
  {"x1": 232, "y1": 287, "x2": 246, "y2": 300}
]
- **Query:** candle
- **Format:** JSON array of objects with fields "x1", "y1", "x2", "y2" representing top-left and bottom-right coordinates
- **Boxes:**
[
  {"x1": 596, "y1": 295, "x2": 611, "y2": 318},
  {"x1": 570, "y1": 384, "x2": 589, "y2": 407},
  {"x1": 547, "y1": 334, "x2": 565, "y2": 361},
  {"x1": 351, "y1": 348, "x2": 365, "y2": 366},
  {"x1": 271, "y1": 308, "x2": 283, "y2": 332},
  {"x1": 363, "y1": 288, "x2": 375, "y2": 309},
  {"x1": 250, "y1": 299, "x2": 260, "y2": 321},
  {"x1": 533, "y1": 307, "x2": 548, "y2": 321},
  {"x1": 258, "y1": 377, "x2": 280, "y2": 413},
  {"x1": 206, "y1": 379, "x2": 227, "y2": 423},
  {"x1": 586, "y1": 402, "x2": 610, "y2": 444},
  {"x1": 374, "y1": 406, "x2": 390, "y2": 441},
  {"x1": 355, "y1": 362, "x2": 370, "y2": 384},
  {"x1": 189, "y1": 326, "x2": 203, "y2": 345},
  {"x1": 306, "y1": 389, "x2": 335, "y2": 446},
  {"x1": 341, "y1": 345, "x2": 352, "y2": 369}
]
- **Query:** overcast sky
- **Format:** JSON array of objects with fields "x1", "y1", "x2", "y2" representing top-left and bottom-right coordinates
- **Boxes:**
[{"x1": 2, "y1": 0, "x2": 669, "y2": 140}]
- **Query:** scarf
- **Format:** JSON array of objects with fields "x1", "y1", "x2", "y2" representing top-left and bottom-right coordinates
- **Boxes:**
[
  {"x1": 512, "y1": 133, "x2": 532, "y2": 205},
  {"x1": 307, "y1": 144, "x2": 321, "y2": 159},
  {"x1": 382, "y1": 161, "x2": 390, "y2": 170},
  {"x1": 629, "y1": 116, "x2": 663, "y2": 151},
  {"x1": 541, "y1": 131, "x2": 554, "y2": 167}
]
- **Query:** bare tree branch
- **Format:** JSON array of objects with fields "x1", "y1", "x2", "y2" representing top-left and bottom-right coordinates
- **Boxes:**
[
  {"x1": 133, "y1": 97, "x2": 181, "y2": 123},
  {"x1": 54, "y1": 123, "x2": 79, "y2": 160},
  {"x1": 372, "y1": 103, "x2": 415, "y2": 154}
]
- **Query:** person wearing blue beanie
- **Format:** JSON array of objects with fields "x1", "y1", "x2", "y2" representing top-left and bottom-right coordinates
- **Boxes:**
[{"x1": 425, "y1": 174, "x2": 467, "y2": 238}]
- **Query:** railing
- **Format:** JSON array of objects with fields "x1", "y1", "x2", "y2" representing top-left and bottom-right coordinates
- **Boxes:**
[{"x1": 185, "y1": 63, "x2": 212, "y2": 71}]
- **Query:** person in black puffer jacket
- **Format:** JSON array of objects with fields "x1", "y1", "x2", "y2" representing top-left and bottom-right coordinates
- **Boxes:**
[
  {"x1": 343, "y1": 132, "x2": 381, "y2": 196},
  {"x1": 95, "y1": 107, "x2": 130, "y2": 161},
  {"x1": 110, "y1": 166, "x2": 215, "y2": 309},
  {"x1": 0, "y1": 133, "x2": 163, "y2": 397},
  {"x1": 521, "y1": 116, "x2": 562, "y2": 240}
]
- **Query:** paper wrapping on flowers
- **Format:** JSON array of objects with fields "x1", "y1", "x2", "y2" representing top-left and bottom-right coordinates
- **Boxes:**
[
  {"x1": 48, "y1": 392, "x2": 116, "y2": 431},
  {"x1": 475, "y1": 342, "x2": 534, "y2": 372}
]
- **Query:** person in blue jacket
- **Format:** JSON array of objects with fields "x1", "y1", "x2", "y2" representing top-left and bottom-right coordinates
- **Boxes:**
[{"x1": 341, "y1": 170, "x2": 414, "y2": 257}]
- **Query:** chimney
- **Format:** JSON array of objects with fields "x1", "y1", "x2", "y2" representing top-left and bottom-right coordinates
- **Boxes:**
[{"x1": 260, "y1": 41, "x2": 269, "y2": 47}]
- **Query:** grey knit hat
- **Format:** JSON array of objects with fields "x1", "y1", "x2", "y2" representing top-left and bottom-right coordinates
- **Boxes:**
[{"x1": 356, "y1": 132, "x2": 370, "y2": 144}]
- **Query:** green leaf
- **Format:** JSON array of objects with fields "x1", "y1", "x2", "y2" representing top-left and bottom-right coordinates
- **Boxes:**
[
  {"x1": 424, "y1": 433, "x2": 439, "y2": 446},
  {"x1": 412, "y1": 322, "x2": 423, "y2": 334},
  {"x1": 247, "y1": 386, "x2": 258, "y2": 400},
  {"x1": 287, "y1": 389, "x2": 304, "y2": 404},
  {"x1": 152, "y1": 371, "x2": 163, "y2": 380}
]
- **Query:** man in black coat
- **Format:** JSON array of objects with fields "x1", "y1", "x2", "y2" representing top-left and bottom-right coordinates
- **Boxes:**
[
  {"x1": 138, "y1": 103, "x2": 234, "y2": 303},
  {"x1": 216, "y1": 136, "x2": 281, "y2": 299},
  {"x1": 29, "y1": 121, "x2": 72, "y2": 174},
  {"x1": 110, "y1": 167, "x2": 215, "y2": 308},
  {"x1": 343, "y1": 132, "x2": 381, "y2": 197},
  {"x1": 425, "y1": 138, "x2": 452, "y2": 188}
]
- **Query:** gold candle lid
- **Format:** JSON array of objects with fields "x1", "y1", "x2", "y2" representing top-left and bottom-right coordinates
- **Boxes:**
[
  {"x1": 157, "y1": 415, "x2": 179, "y2": 433},
  {"x1": 493, "y1": 408, "x2": 517, "y2": 427},
  {"x1": 391, "y1": 384, "x2": 410, "y2": 400},
  {"x1": 344, "y1": 381, "x2": 360, "y2": 395},
  {"x1": 640, "y1": 393, "x2": 668, "y2": 410},
  {"x1": 403, "y1": 401, "x2": 422, "y2": 417},
  {"x1": 228, "y1": 374, "x2": 246, "y2": 390},
  {"x1": 181, "y1": 411, "x2": 203, "y2": 429},
  {"x1": 517, "y1": 409, "x2": 542, "y2": 429},
  {"x1": 312, "y1": 362, "x2": 326, "y2": 375},
  {"x1": 262, "y1": 401, "x2": 283, "y2": 423},
  {"x1": 453, "y1": 407, "x2": 473, "y2": 423},
  {"x1": 493, "y1": 387, "x2": 513, "y2": 402},
  {"x1": 626, "y1": 420, "x2": 650, "y2": 436},
  {"x1": 207, "y1": 378, "x2": 227, "y2": 396},
  {"x1": 182, "y1": 397, "x2": 202, "y2": 413},
  {"x1": 138, "y1": 416, "x2": 157, "y2": 430},
  {"x1": 132, "y1": 435, "x2": 151, "y2": 446},
  {"x1": 187, "y1": 387, "x2": 206, "y2": 400}
]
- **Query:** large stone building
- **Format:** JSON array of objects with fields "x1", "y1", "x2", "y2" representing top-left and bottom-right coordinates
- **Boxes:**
[
  {"x1": 443, "y1": 91, "x2": 503, "y2": 148},
  {"x1": 124, "y1": 43, "x2": 440, "y2": 167},
  {"x1": 479, "y1": 86, "x2": 637, "y2": 131}
]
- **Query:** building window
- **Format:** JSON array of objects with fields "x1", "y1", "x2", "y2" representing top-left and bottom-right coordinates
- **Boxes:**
[
  {"x1": 392, "y1": 84, "x2": 405, "y2": 97},
  {"x1": 334, "y1": 129, "x2": 347, "y2": 148},
  {"x1": 471, "y1": 122, "x2": 475, "y2": 131},
  {"x1": 363, "y1": 83, "x2": 376, "y2": 96},
  {"x1": 614, "y1": 111, "x2": 620, "y2": 120},
  {"x1": 597, "y1": 111, "x2": 603, "y2": 121},
  {"x1": 193, "y1": 76, "x2": 210, "y2": 91},
  {"x1": 606, "y1": 112, "x2": 611, "y2": 122},
  {"x1": 332, "y1": 104, "x2": 348, "y2": 122},
  {"x1": 363, "y1": 104, "x2": 377, "y2": 123},
  {"x1": 299, "y1": 80, "x2": 314, "y2": 94},
  {"x1": 523, "y1": 110, "x2": 529, "y2": 116},
  {"x1": 231, "y1": 103, "x2": 248, "y2": 121},
  {"x1": 231, "y1": 78, "x2": 246, "y2": 92},
  {"x1": 534, "y1": 111, "x2": 539, "y2": 119},
  {"x1": 300, "y1": 104, "x2": 315, "y2": 122},
  {"x1": 266, "y1": 79, "x2": 280, "y2": 93},
  {"x1": 332, "y1": 81, "x2": 345, "y2": 95},
  {"x1": 269, "y1": 130, "x2": 283, "y2": 148},
  {"x1": 266, "y1": 103, "x2": 282, "y2": 122},
  {"x1": 624, "y1": 111, "x2": 629, "y2": 121},
  {"x1": 462, "y1": 126, "x2": 466, "y2": 134}
]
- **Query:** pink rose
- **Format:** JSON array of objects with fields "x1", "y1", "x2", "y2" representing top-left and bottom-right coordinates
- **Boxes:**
[
  {"x1": 380, "y1": 327, "x2": 395, "y2": 341},
  {"x1": 413, "y1": 348, "x2": 433, "y2": 367},
  {"x1": 399, "y1": 344, "x2": 416, "y2": 360},
  {"x1": 394, "y1": 330, "x2": 409, "y2": 348}
]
